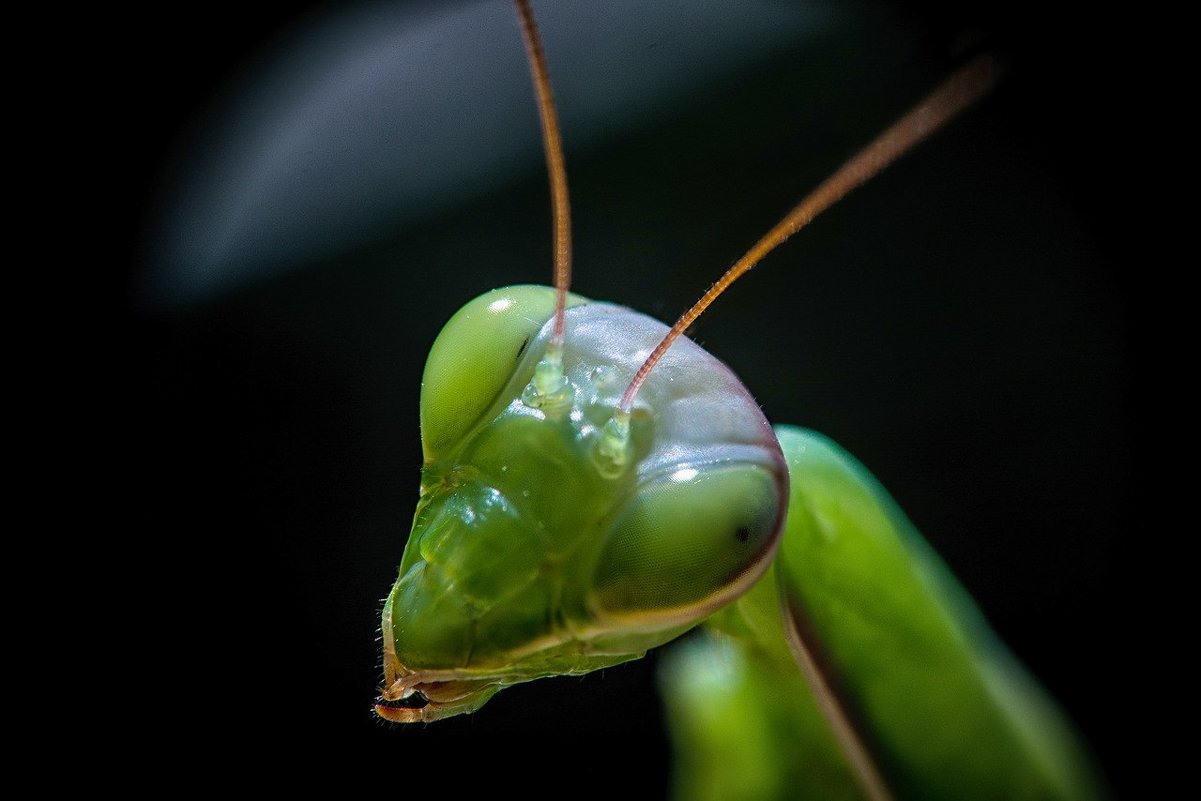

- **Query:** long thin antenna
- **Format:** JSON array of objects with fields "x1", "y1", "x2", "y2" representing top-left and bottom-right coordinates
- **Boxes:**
[
  {"x1": 514, "y1": 0, "x2": 571, "y2": 352},
  {"x1": 618, "y1": 54, "x2": 1003, "y2": 413}
]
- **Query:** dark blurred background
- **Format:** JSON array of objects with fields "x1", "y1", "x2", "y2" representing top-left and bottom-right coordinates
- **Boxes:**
[{"x1": 119, "y1": 0, "x2": 1140, "y2": 794}]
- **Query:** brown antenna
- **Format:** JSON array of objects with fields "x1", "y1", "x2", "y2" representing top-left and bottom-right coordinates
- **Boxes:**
[
  {"x1": 514, "y1": 0, "x2": 572, "y2": 353},
  {"x1": 619, "y1": 53, "x2": 1003, "y2": 413}
]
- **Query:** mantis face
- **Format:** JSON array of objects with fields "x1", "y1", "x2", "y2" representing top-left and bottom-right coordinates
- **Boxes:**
[{"x1": 376, "y1": 285, "x2": 788, "y2": 722}]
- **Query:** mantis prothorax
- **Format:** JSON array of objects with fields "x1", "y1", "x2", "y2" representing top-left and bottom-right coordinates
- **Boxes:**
[{"x1": 376, "y1": 2, "x2": 1103, "y2": 799}]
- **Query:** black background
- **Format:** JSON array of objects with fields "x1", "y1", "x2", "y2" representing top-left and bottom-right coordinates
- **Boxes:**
[{"x1": 118, "y1": 0, "x2": 1142, "y2": 795}]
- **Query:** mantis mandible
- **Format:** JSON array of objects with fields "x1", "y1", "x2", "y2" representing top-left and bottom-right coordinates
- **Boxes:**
[{"x1": 376, "y1": 2, "x2": 1106, "y2": 799}]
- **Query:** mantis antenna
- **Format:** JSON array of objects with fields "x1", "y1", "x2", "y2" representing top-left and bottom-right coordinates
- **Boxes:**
[
  {"x1": 618, "y1": 53, "x2": 1004, "y2": 414},
  {"x1": 514, "y1": 0, "x2": 572, "y2": 361}
]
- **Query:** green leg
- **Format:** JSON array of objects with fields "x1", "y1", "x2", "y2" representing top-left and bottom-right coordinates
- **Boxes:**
[{"x1": 661, "y1": 426, "x2": 1104, "y2": 801}]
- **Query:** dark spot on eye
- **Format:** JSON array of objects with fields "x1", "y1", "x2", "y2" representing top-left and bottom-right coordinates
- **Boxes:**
[
  {"x1": 516, "y1": 337, "x2": 530, "y2": 362},
  {"x1": 736, "y1": 527, "x2": 750, "y2": 543}
]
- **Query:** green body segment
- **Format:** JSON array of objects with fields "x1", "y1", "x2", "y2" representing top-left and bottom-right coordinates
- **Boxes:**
[
  {"x1": 662, "y1": 573, "x2": 862, "y2": 801},
  {"x1": 662, "y1": 426, "x2": 1102, "y2": 800}
]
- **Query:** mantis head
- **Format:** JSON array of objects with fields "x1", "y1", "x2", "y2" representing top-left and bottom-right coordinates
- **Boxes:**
[{"x1": 376, "y1": 286, "x2": 788, "y2": 722}]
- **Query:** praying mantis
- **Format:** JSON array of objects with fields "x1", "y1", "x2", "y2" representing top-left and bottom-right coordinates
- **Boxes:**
[{"x1": 374, "y1": 1, "x2": 1113, "y2": 798}]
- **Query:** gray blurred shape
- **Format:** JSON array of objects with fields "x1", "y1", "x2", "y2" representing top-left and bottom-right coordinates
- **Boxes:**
[{"x1": 141, "y1": 0, "x2": 835, "y2": 309}]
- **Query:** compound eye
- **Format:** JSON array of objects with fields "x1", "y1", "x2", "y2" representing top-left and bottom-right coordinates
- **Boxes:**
[
  {"x1": 591, "y1": 464, "x2": 784, "y2": 623},
  {"x1": 419, "y1": 286, "x2": 587, "y2": 460}
]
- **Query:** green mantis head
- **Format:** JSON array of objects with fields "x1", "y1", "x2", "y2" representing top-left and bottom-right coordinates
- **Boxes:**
[{"x1": 376, "y1": 286, "x2": 788, "y2": 722}]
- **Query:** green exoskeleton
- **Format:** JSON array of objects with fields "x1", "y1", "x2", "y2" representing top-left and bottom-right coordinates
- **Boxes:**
[{"x1": 376, "y1": 2, "x2": 1103, "y2": 799}]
